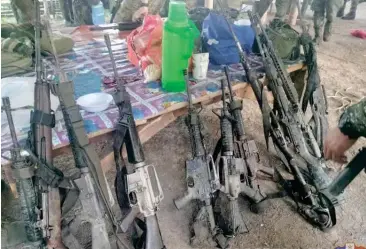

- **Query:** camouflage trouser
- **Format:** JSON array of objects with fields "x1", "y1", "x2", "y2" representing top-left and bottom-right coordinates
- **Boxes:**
[
  {"x1": 114, "y1": 0, "x2": 142, "y2": 22},
  {"x1": 59, "y1": 0, "x2": 74, "y2": 23},
  {"x1": 10, "y1": 0, "x2": 35, "y2": 23},
  {"x1": 73, "y1": 0, "x2": 93, "y2": 25},
  {"x1": 275, "y1": 0, "x2": 293, "y2": 19},
  {"x1": 312, "y1": 0, "x2": 341, "y2": 35},
  {"x1": 340, "y1": 0, "x2": 362, "y2": 13}
]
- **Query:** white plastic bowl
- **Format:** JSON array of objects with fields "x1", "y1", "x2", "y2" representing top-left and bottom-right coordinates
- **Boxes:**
[{"x1": 76, "y1": 92, "x2": 113, "y2": 113}]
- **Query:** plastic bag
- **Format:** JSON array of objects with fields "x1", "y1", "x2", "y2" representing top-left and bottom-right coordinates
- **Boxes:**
[{"x1": 127, "y1": 15, "x2": 163, "y2": 81}]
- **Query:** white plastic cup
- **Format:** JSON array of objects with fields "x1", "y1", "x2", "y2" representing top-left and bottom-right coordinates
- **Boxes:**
[{"x1": 192, "y1": 53, "x2": 209, "y2": 80}]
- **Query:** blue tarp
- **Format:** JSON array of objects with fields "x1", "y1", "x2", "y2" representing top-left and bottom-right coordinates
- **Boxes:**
[{"x1": 202, "y1": 12, "x2": 255, "y2": 65}]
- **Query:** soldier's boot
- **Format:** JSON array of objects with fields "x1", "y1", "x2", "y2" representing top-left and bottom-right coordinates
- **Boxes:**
[
  {"x1": 342, "y1": 0, "x2": 359, "y2": 19},
  {"x1": 313, "y1": 26, "x2": 323, "y2": 44},
  {"x1": 342, "y1": 10, "x2": 356, "y2": 19},
  {"x1": 323, "y1": 21, "x2": 332, "y2": 42},
  {"x1": 336, "y1": 6, "x2": 345, "y2": 17}
]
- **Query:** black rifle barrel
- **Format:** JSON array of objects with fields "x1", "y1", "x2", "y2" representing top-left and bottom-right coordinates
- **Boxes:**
[
  {"x1": 2, "y1": 97, "x2": 20, "y2": 151},
  {"x1": 184, "y1": 70, "x2": 205, "y2": 158},
  {"x1": 35, "y1": 0, "x2": 41, "y2": 81},
  {"x1": 104, "y1": 34, "x2": 145, "y2": 164},
  {"x1": 223, "y1": 67, "x2": 234, "y2": 102},
  {"x1": 220, "y1": 79, "x2": 234, "y2": 154}
]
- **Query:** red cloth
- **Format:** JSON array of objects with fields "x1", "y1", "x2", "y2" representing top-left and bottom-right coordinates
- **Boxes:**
[{"x1": 351, "y1": 29, "x2": 366, "y2": 39}]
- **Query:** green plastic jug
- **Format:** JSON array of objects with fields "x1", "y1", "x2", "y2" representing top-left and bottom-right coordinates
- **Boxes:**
[{"x1": 162, "y1": 1, "x2": 200, "y2": 92}]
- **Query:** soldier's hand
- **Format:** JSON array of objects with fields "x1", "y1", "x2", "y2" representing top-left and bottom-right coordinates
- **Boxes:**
[
  {"x1": 323, "y1": 127, "x2": 357, "y2": 164},
  {"x1": 132, "y1": 6, "x2": 148, "y2": 22}
]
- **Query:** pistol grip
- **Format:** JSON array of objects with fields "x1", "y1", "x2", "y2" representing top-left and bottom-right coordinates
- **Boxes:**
[
  {"x1": 120, "y1": 206, "x2": 139, "y2": 233},
  {"x1": 174, "y1": 192, "x2": 193, "y2": 210}
]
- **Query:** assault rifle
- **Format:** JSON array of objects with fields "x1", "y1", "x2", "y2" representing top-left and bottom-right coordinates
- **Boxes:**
[
  {"x1": 212, "y1": 78, "x2": 260, "y2": 236},
  {"x1": 44, "y1": 17, "x2": 131, "y2": 249},
  {"x1": 223, "y1": 66, "x2": 274, "y2": 197},
  {"x1": 2, "y1": 97, "x2": 43, "y2": 248},
  {"x1": 104, "y1": 34, "x2": 165, "y2": 249},
  {"x1": 23, "y1": 2, "x2": 79, "y2": 247},
  {"x1": 174, "y1": 70, "x2": 227, "y2": 248},
  {"x1": 295, "y1": 1, "x2": 329, "y2": 151},
  {"x1": 247, "y1": 11, "x2": 337, "y2": 230}
]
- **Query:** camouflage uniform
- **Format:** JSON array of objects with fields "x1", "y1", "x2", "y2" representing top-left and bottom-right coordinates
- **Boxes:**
[
  {"x1": 339, "y1": 100, "x2": 366, "y2": 139},
  {"x1": 337, "y1": 0, "x2": 366, "y2": 19},
  {"x1": 73, "y1": 0, "x2": 94, "y2": 25},
  {"x1": 10, "y1": 0, "x2": 35, "y2": 23},
  {"x1": 312, "y1": 0, "x2": 342, "y2": 42}
]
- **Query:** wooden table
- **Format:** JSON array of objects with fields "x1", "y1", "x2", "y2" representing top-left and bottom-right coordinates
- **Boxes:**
[{"x1": 1, "y1": 24, "x2": 306, "y2": 195}]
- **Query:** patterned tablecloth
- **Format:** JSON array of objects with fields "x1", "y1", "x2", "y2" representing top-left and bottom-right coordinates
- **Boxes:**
[{"x1": 1, "y1": 28, "x2": 266, "y2": 164}]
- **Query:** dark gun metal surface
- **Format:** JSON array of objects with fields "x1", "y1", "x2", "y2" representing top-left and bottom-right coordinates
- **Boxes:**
[
  {"x1": 247, "y1": 11, "x2": 336, "y2": 230},
  {"x1": 2, "y1": 97, "x2": 43, "y2": 247},
  {"x1": 213, "y1": 79, "x2": 247, "y2": 237},
  {"x1": 174, "y1": 71, "x2": 227, "y2": 248},
  {"x1": 89, "y1": 21, "x2": 142, "y2": 31},
  {"x1": 29, "y1": 2, "x2": 65, "y2": 247},
  {"x1": 104, "y1": 34, "x2": 165, "y2": 249},
  {"x1": 45, "y1": 19, "x2": 131, "y2": 248}
]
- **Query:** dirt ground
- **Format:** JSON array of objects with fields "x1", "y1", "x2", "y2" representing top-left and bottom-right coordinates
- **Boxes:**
[
  {"x1": 124, "y1": 6, "x2": 366, "y2": 249},
  {"x1": 2, "y1": 3, "x2": 366, "y2": 249}
]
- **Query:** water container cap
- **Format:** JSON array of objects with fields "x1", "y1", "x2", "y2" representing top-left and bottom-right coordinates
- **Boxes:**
[{"x1": 168, "y1": 1, "x2": 188, "y2": 23}]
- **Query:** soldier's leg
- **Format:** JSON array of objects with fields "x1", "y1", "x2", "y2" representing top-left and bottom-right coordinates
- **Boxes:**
[
  {"x1": 342, "y1": 0, "x2": 359, "y2": 19},
  {"x1": 114, "y1": 0, "x2": 141, "y2": 22},
  {"x1": 72, "y1": 0, "x2": 93, "y2": 25},
  {"x1": 10, "y1": 0, "x2": 35, "y2": 23},
  {"x1": 324, "y1": 0, "x2": 341, "y2": 41},
  {"x1": 336, "y1": 0, "x2": 347, "y2": 16},
  {"x1": 313, "y1": 0, "x2": 326, "y2": 43},
  {"x1": 276, "y1": 0, "x2": 292, "y2": 19},
  {"x1": 301, "y1": 0, "x2": 312, "y2": 16}
]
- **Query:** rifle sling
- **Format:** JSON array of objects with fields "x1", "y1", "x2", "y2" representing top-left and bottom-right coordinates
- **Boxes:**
[
  {"x1": 30, "y1": 109, "x2": 56, "y2": 128},
  {"x1": 113, "y1": 101, "x2": 130, "y2": 172}
]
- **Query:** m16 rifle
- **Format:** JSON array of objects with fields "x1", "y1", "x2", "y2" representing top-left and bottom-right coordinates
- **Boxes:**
[
  {"x1": 213, "y1": 78, "x2": 267, "y2": 237},
  {"x1": 173, "y1": 70, "x2": 227, "y2": 248},
  {"x1": 43, "y1": 17, "x2": 131, "y2": 249},
  {"x1": 2, "y1": 96, "x2": 43, "y2": 248},
  {"x1": 104, "y1": 34, "x2": 165, "y2": 249},
  {"x1": 295, "y1": 1, "x2": 329, "y2": 151},
  {"x1": 223, "y1": 67, "x2": 274, "y2": 204},
  {"x1": 247, "y1": 11, "x2": 337, "y2": 230},
  {"x1": 23, "y1": 1, "x2": 79, "y2": 248}
]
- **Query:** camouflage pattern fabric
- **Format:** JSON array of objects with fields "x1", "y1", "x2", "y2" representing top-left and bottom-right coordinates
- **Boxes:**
[
  {"x1": 1, "y1": 51, "x2": 33, "y2": 77},
  {"x1": 1, "y1": 36, "x2": 33, "y2": 57},
  {"x1": 339, "y1": 100, "x2": 366, "y2": 139},
  {"x1": 312, "y1": 0, "x2": 342, "y2": 38},
  {"x1": 73, "y1": 0, "x2": 93, "y2": 25},
  {"x1": 275, "y1": 0, "x2": 292, "y2": 19},
  {"x1": 114, "y1": 0, "x2": 143, "y2": 22},
  {"x1": 10, "y1": 0, "x2": 35, "y2": 23}
]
